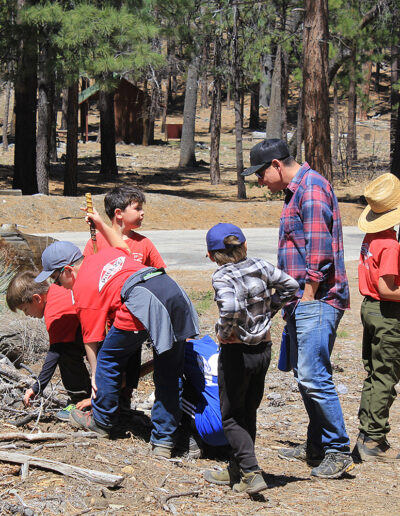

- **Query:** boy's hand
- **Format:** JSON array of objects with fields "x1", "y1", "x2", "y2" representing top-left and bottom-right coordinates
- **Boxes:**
[
  {"x1": 80, "y1": 206, "x2": 104, "y2": 230},
  {"x1": 76, "y1": 397, "x2": 92, "y2": 410},
  {"x1": 23, "y1": 388, "x2": 36, "y2": 407}
]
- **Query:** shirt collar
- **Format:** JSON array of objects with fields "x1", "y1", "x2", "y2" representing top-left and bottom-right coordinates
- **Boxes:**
[{"x1": 286, "y1": 162, "x2": 311, "y2": 195}]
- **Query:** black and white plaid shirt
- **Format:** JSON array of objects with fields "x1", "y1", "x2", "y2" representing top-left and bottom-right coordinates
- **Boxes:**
[{"x1": 212, "y1": 257, "x2": 299, "y2": 345}]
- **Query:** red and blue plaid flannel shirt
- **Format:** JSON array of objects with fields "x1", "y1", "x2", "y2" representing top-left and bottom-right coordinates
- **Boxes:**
[{"x1": 277, "y1": 163, "x2": 350, "y2": 312}]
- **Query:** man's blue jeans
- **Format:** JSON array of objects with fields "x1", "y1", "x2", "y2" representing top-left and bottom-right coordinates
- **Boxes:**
[
  {"x1": 92, "y1": 326, "x2": 148, "y2": 428},
  {"x1": 286, "y1": 300, "x2": 350, "y2": 453},
  {"x1": 150, "y1": 340, "x2": 185, "y2": 449}
]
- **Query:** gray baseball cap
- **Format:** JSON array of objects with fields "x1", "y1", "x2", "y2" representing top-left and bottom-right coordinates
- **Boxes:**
[
  {"x1": 242, "y1": 139, "x2": 290, "y2": 176},
  {"x1": 35, "y1": 241, "x2": 83, "y2": 283}
]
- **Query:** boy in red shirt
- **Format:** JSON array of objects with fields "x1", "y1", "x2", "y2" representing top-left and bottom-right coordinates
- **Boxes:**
[
  {"x1": 35, "y1": 217, "x2": 199, "y2": 456},
  {"x1": 6, "y1": 271, "x2": 91, "y2": 420},
  {"x1": 83, "y1": 186, "x2": 165, "y2": 269},
  {"x1": 355, "y1": 173, "x2": 400, "y2": 461}
]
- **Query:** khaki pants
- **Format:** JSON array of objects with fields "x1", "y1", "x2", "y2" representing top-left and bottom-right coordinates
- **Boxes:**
[{"x1": 358, "y1": 297, "x2": 400, "y2": 442}]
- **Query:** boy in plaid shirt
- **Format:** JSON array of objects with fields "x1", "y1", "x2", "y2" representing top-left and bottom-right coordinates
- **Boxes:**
[{"x1": 203, "y1": 223, "x2": 298, "y2": 495}]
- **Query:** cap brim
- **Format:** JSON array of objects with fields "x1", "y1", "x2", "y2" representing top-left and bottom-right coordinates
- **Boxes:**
[
  {"x1": 35, "y1": 270, "x2": 54, "y2": 283},
  {"x1": 241, "y1": 163, "x2": 266, "y2": 176},
  {"x1": 358, "y1": 205, "x2": 400, "y2": 233}
]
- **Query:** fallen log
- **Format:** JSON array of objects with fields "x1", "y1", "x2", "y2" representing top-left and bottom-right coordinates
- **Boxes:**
[
  {"x1": 0, "y1": 431, "x2": 99, "y2": 442},
  {"x1": 0, "y1": 451, "x2": 124, "y2": 487}
]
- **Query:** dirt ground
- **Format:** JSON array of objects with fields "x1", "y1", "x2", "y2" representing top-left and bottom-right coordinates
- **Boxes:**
[{"x1": 0, "y1": 104, "x2": 399, "y2": 515}]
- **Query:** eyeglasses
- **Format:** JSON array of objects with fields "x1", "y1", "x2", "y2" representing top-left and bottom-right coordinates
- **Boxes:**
[
  {"x1": 255, "y1": 162, "x2": 272, "y2": 179},
  {"x1": 52, "y1": 267, "x2": 65, "y2": 285}
]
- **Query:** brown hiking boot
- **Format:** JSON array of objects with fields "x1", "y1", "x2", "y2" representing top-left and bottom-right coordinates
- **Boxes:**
[
  {"x1": 355, "y1": 436, "x2": 400, "y2": 462},
  {"x1": 232, "y1": 469, "x2": 268, "y2": 495}
]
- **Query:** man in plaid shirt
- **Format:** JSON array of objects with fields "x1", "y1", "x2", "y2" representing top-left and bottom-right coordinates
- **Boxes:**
[{"x1": 242, "y1": 139, "x2": 354, "y2": 479}]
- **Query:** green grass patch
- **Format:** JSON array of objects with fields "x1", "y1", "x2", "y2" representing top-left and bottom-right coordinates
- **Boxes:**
[{"x1": 190, "y1": 290, "x2": 214, "y2": 315}]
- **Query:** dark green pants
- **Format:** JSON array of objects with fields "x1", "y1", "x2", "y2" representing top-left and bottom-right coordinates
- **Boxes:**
[{"x1": 359, "y1": 297, "x2": 400, "y2": 442}]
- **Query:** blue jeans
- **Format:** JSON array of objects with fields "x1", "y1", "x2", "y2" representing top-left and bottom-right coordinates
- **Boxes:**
[
  {"x1": 92, "y1": 326, "x2": 148, "y2": 428},
  {"x1": 151, "y1": 340, "x2": 185, "y2": 449},
  {"x1": 286, "y1": 300, "x2": 350, "y2": 454}
]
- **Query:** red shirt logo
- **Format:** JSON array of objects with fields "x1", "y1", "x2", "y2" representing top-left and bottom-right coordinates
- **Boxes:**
[{"x1": 99, "y1": 257, "x2": 126, "y2": 292}]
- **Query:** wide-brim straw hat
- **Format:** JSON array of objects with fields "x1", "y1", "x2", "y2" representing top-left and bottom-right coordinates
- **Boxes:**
[{"x1": 358, "y1": 173, "x2": 400, "y2": 233}]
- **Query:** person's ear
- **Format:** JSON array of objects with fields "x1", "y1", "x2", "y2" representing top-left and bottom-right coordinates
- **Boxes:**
[
  {"x1": 32, "y1": 293, "x2": 42, "y2": 305},
  {"x1": 271, "y1": 159, "x2": 280, "y2": 169},
  {"x1": 114, "y1": 208, "x2": 123, "y2": 220},
  {"x1": 244, "y1": 241, "x2": 248, "y2": 251},
  {"x1": 207, "y1": 251, "x2": 216, "y2": 262}
]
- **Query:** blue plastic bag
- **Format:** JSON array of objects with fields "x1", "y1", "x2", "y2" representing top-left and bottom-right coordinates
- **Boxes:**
[{"x1": 278, "y1": 326, "x2": 292, "y2": 372}]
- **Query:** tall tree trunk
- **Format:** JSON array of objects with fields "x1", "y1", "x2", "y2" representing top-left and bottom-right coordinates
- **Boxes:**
[
  {"x1": 226, "y1": 81, "x2": 231, "y2": 109},
  {"x1": 200, "y1": 39, "x2": 209, "y2": 109},
  {"x1": 161, "y1": 78, "x2": 169, "y2": 134},
  {"x1": 209, "y1": 36, "x2": 222, "y2": 185},
  {"x1": 303, "y1": 0, "x2": 332, "y2": 181},
  {"x1": 391, "y1": 7, "x2": 400, "y2": 177},
  {"x1": 99, "y1": 89, "x2": 118, "y2": 175},
  {"x1": 49, "y1": 82, "x2": 57, "y2": 161},
  {"x1": 346, "y1": 46, "x2": 357, "y2": 167},
  {"x1": 179, "y1": 59, "x2": 199, "y2": 168},
  {"x1": 359, "y1": 60, "x2": 372, "y2": 120},
  {"x1": 232, "y1": 3, "x2": 246, "y2": 199},
  {"x1": 64, "y1": 81, "x2": 79, "y2": 196},
  {"x1": 144, "y1": 78, "x2": 159, "y2": 146},
  {"x1": 332, "y1": 81, "x2": 339, "y2": 169},
  {"x1": 296, "y1": 86, "x2": 303, "y2": 163},
  {"x1": 36, "y1": 41, "x2": 51, "y2": 195},
  {"x1": 2, "y1": 75, "x2": 12, "y2": 153},
  {"x1": 266, "y1": 45, "x2": 283, "y2": 139},
  {"x1": 61, "y1": 88, "x2": 68, "y2": 130},
  {"x1": 259, "y1": 54, "x2": 272, "y2": 108},
  {"x1": 13, "y1": 24, "x2": 38, "y2": 194},
  {"x1": 249, "y1": 83, "x2": 259, "y2": 129}
]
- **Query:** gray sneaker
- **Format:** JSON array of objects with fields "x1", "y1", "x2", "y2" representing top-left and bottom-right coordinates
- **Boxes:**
[
  {"x1": 204, "y1": 460, "x2": 240, "y2": 486},
  {"x1": 278, "y1": 442, "x2": 323, "y2": 466},
  {"x1": 311, "y1": 452, "x2": 355, "y2": 478}
]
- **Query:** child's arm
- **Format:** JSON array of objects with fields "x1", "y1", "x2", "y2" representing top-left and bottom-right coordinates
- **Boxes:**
[
  {"x1": 212, "y1": 276, "x2": 241, "y2": 343},
  {"x1": 378, "y1": 275, "x2": 400, "y2": 300},
  {"x1": 24, "y1": 344, "x2": 63, "y2": 406},
  {"x1": 268, "y1": 266, "x2": 300, "y2": 314},
  {"x1": 84, "y1": 341, "x2": 100, "y2": 396},
  {"x1": 81, "y1": 206, "x2": 130, "y2": 252}
]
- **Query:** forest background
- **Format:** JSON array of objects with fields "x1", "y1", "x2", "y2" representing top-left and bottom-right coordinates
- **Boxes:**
[{"x1": 0, "y1": 0, "x2": 399, "y2": 199}]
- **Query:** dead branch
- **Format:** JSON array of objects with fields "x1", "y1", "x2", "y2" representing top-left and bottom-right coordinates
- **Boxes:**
[
  {"x1": 161, "y1": 490, "x2": 200, "y2": 504},
  {"x1": 0, "y1": 451, "x2": 124, "y2": 487},
  {"x1": 0, "y1": 431, "x2": 99, "y2": 442}
]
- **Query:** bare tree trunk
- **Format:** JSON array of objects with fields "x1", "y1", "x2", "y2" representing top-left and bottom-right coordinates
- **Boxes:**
[
  {"x1": 391, "y1": 7, "x2": 400, "y2": 177},
  {"x1": 13, "y1": 22, "x2": 38, "y2": 194},
  {"x1": 249, "y1": 83, "x2": 259, "y2": 129},
  {"x1": 259, "y1": 54, "x2": 272, "y2": 108},
  {"x1": 296, "y1": 86, "x2": 303, "y2": 163},
  {"x1": 209, "y1": 36, "x2": 222, "y2": 185},
  {"x1": 2, "y1": 75, "x2": 12, "y2": 153},
  {"x1": 61, "y1": 88, "x2": 68, "y2": 130},
  {"x1": 303, "y1": 0, "x2": 332, "y2": 181},
  {"x1": 266, "y1": 46, "x2": 283, "y2": 139},
  {"x1": 332, "y1": 81, "x2": 339, "y2": 169},
  {"x1": 179, "y1": 59, "x2": 199, "y2": 168},
  {"x1": 99, "y1": 89, "x2": 117, "y2": 175},
  {"x1": 200, "y1": 39, "x2": 209, "y2": 109},
  {"x1": 36, "y1": 39, "x2": 51, "y2": 194},
  {"x1": 346, "y1": 46, "x2": 357, "y2": 167},
  {"x1": 49, "y1": 82, "x2": 57, "y2": 161},
  {"x1": 226, "y1": 81, "x2": 231, "y2": 109},
  {"x1": 64, "y1": 82, "x2": 78, "y2": 196},
  {"x1": 161, "y1": 79, "x2": 169, "y2": 134},
  {"x1": 359, "y1": 60, "x2": 372, "y2": 120},
  {"x1": 233, "y1": 3, "x2": 246, "y2": 199}
]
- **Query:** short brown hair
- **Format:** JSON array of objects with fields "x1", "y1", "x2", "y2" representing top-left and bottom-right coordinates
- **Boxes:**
[
  {"x1": 104, "y1": 186, "x2": 146, "y2": 220},
  {"x1": 209, "y1": 235, "x2": 247, "y2": 266},
  {"x1": 6, "y1": 271, "x2": 49, "y2": 312}
]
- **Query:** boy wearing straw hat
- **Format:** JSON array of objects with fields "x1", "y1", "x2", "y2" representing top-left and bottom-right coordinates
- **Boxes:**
[{"x1": 355, "y1": 173, "x2": 400, "y2": 462}]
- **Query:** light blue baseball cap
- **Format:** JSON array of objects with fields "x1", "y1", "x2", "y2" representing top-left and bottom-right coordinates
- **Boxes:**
[{"x1": 35, "y1": 241, "x2": 83, "y2": 283}]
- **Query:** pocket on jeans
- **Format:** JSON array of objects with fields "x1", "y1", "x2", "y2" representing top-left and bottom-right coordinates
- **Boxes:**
[{"x1": 381, "y1": 335, "x2": 400, "y2": 362}]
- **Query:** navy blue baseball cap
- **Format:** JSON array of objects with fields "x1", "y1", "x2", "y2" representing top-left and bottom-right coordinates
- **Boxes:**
[
  {"x1": 242, "y1": 138, "x2": 290, "y2": 176},
  {"x1": 206, "y1": 223, "x2": 246, "y2": 251},
  {"x1": 35, "y1": 241, "x2": 83, "y2": 283}
]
